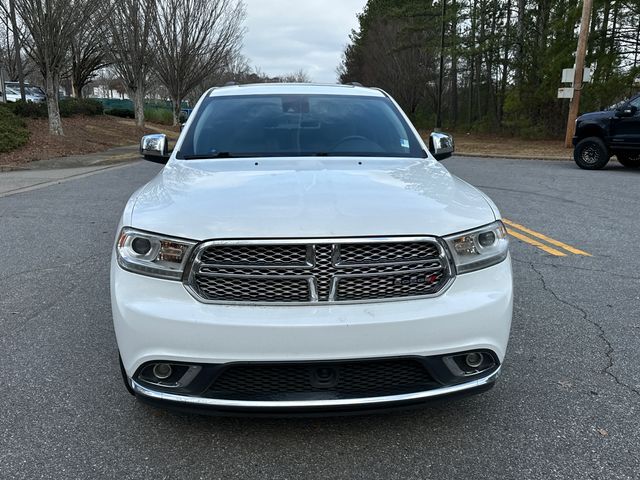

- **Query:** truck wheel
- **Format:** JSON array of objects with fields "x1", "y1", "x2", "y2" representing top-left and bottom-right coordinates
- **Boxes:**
[
  {"x1": 574, "y1": 137, "x2": 610, "y2": 170},
  {"x1": 617, "y1": 152, "x2": 640, "y2": 168}
]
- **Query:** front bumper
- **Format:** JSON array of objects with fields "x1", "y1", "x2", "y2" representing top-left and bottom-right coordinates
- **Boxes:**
[
  {"x1": 111, "y1": 256, "x2": 512, "y2": 411},
  {"x1": 130, "y1": 367, "x2": 500, "y2": 415}
]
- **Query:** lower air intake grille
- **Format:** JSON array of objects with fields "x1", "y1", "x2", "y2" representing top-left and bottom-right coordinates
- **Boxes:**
[{"x1": 206, "y1": 359, "x2": 437, "y2": 401}]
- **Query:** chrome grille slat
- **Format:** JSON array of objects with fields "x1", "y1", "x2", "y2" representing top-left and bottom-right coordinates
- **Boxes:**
[{"x1": 185, "y1": 237, "x2": 453, "y2": 304}]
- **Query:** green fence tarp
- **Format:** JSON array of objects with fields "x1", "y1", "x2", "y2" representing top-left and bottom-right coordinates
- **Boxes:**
[{"x1": 95, "y1": 98, "x2": 188, "y2": 112}]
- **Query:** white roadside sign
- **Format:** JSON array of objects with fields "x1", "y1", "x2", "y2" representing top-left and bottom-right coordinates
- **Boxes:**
[
  {"x1": 561, "y1": 67, "x2": 592, "y2": 84},
  {"x1": 558, "y1": 87, "x2": 574, "y2": 99}
]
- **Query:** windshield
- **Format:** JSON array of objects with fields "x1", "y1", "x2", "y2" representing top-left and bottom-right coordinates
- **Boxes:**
[
  {"x1": 26, "y1": 86, "x2": 45, "y2": 96},
  {"x1": 4, "y1": 84, "x2": 45, "y2": 96},
  {"x1": 607, "y1": 95, "x2": 640, "y2": 111},
  {"x1": 177, "y1": 94, "x2": 424, "y2": 159}
]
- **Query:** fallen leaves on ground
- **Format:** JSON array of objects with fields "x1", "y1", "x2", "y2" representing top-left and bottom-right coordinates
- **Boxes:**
[{"x1": 0, "y1": 115, "x2": 179, "y2": 167}]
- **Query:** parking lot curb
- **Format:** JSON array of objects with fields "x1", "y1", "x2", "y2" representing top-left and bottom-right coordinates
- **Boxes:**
[
  {"x1": 0, "y1": 144, "x2": 141, "y2": 172},
  {"x1": 454, "y1": 152, "x2": 572, "y2": 161}
]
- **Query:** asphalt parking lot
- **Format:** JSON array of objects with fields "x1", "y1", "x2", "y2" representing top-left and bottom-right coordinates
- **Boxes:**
[{"x1": 1, "y1": 156, "x2": 639, "y2": 479}]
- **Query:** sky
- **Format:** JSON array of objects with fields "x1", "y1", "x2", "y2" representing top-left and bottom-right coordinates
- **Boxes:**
[{"x1": 242, "y1": 0, "x2": 368, "y2": 84}]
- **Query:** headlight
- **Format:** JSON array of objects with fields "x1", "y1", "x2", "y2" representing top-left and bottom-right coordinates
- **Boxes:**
[
  {"x1": 444, "y1": 221, "x2": 509, "y2": 274},
  {"x1": 116, "y1": 228, "x2": 196, "y2": 280}
]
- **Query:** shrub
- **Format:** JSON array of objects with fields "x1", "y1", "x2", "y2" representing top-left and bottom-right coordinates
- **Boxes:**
[
  {"x1": 59, "y1": 98, "x2": 103, "y2": 117},
  {"x1": 9, "y1": 100, "x2": 47, "y2": 118},
  {"x1": 9, "y1": 97, "x2": 104, "y2": 118},
  {"x1": 106, "y1": 108, "x2": 135, "y2": 119},
  {"x1": 0, "y1": 105, "x2": 30, "y2": 153}
]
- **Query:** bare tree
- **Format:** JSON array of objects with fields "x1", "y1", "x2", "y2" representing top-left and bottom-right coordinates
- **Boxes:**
[
  {"x1": 361, "y1": 17, "x2": 435, "y2": 115},
  {"x1": 152, "y1": 0, "x2": 246, "y2": 125},
  {"x1": 13, "y1": 0, "x2": 101, "y2": 135},
  {"x1": 107, "y1": 0, "x2": 157, "y2": 127},
  {"x1": 69, "y1": 15, "x2": 109, "y2": 98},
  {"x1": 278, "y1": 69, "x2": 312, "y2": 83}
]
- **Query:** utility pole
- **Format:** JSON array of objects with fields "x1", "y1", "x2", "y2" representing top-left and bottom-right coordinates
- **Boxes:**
[
  {"x1": 436, "y1": 0, "x2": 446, "y2": 129},
  {"x1": 564, "y1": 0, "x2": 593, "y2": 148}
]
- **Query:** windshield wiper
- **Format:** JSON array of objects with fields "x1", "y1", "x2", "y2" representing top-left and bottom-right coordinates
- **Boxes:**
[
  {"x1": 310, "y1": 152, "x2": 422, "y2": 158},
  {"x1": 180, "y1": 152, "x2": 241, "y2": 159}
]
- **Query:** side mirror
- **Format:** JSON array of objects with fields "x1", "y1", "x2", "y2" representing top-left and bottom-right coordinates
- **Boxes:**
[
  {"x1": 616, "y1": 105, "x2": 637, "y2": 117},
  {"x1": 429, "y1": 132, "x2": 455, "y2": 161},
  {"x1": 140, "y1": 134, "x2": 170, "y2": 164}
]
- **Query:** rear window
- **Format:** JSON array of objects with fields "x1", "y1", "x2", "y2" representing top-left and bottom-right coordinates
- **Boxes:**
[{"x1": 177, "y1": 94, "x2": 424, "y2": 159}]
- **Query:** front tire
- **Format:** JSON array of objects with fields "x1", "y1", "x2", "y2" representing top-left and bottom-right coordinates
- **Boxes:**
[
  {"x1": 574, "y1": 137, "x2": 610, "y2": 170},
  {"x1": 616, "y1": 152, "x2": 640, "y2": 168}
]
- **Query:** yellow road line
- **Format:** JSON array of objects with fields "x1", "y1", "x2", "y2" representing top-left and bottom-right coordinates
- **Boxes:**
[
  {"x1": 506, "y1": 229, "x2": 567, "y2": 256},
  {"x1": 503, "y1": 218, "x2": 591, "y2": 256}
]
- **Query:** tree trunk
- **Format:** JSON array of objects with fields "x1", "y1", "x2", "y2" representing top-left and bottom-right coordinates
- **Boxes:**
[
  {"x1": 485, "y1": 0, "x2": 498, "y2": 124},
  {"x1": 498, "y1": 0, "x2": 512, "y2": 126},
  {"x1": 436, "y1": 0, "x2": 446, "y2": 129},
  {"x1": 8, "y1": 0, "x2": 25, "y2": 101},
  {"x1": 516, "y1": 0, "x2": 526, "y2": 90},
  {"x1": 172, "y1": 97, "x2": 181, "y2": 126},
  {"x1": 73, "y1": 82, "x2": 84, "y2": 99},
  {"x1": 450, "y1": 0, "x2": 458, "y2": 128},
  {"x1": 45, "y1": 70, "x2": 64, "y2": 136},
  {"x1": 468, "y1": 0, "x2": 477, "y2": 125},
  {"x1": 634, "y1": 20, "x2": 640, "y2": 69},
  {"x1": 133, "y1": 79, "x2": 145, "y2": 127}
]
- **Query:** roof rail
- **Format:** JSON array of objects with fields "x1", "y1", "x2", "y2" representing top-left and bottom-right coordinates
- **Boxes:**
[
  {"x1": 224, "y1": 81, "x2": 238, "y2": 86},
  {"x1": 345, "y1": 81, "x2": 364, "y2": 87}
]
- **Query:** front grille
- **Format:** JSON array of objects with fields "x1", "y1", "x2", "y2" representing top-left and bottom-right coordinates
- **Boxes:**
[
  {"x1": 206, "y1": 359, "x2": 437, "y2": 401},
  {"x1": 186, "y1": 238, "x2": 452, "y2": 304}
]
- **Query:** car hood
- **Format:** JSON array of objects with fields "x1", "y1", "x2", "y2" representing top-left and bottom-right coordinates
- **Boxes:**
[
  {"x1": 577, "y1": 110, "x2": 613, "y2": 122},
  {"x1": 130, "y1": 157, "x2": 497, "y2": 240}
]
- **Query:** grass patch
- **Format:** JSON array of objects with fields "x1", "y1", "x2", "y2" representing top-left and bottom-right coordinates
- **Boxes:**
[
  {"x1": 144, "y1": 107, "x2": 173, "y2": 125},
  {"x1": 0, "y1": 104, "x2": 30, "y2": 153}
]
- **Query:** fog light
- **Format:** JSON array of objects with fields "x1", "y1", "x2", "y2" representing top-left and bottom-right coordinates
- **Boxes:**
[
  {"x1": 153, "y1": 363, "x2": 172, "y2": 380},
  {"x1": 465, "y1": 352, "x2": 484, "y2": 368}
]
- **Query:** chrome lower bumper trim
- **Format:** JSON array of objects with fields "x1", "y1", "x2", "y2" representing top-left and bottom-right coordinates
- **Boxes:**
[{"x1": 130, "y1": 366, "x2": 500, "y2": 409}]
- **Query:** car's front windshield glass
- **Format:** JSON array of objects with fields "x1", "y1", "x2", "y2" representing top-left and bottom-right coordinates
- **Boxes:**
[
  {"x1": 606, "y1": 95, "x2": 640, "y2": 111},
  {"x1": 26, "y1": 86, "x2": 44, "y2": 96},
  {"x1": 177, "y1": 94, "x2": 425, "y2": 159}
]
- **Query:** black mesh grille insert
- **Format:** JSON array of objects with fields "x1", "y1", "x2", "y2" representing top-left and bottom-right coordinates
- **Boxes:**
[
  {"x1": 194, "y1": 276, "x2": 310, "y2": 303},
  {"x1": 336, "y1": 271, "x2": 446, "y2": 301},
  {"x1": 338, "y1": 242, "x2": 440, "y2": 264},
  {"x1": 201, "y1": 244, "x2": 308, "y2": 266},
  {"x1": 207, "y1": 359, "x2": 436, "y2": 401}
]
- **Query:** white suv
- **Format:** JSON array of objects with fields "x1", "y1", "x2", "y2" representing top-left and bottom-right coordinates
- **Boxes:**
[{"x1": 112, "y1": 83, "x2": 512, "y2": 414}]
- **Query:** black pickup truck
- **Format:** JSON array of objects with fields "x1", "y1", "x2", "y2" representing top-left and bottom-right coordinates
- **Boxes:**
[{"x1": 573, "y1": 94, "x2": 640, "y2": 169}]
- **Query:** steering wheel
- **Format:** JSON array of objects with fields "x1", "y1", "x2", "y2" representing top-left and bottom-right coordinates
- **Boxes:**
[{"x1": 331, "y1": 135, "x2": 374, "y2": 151}]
